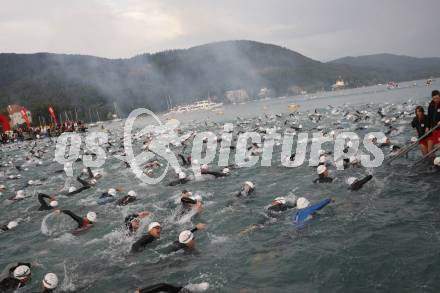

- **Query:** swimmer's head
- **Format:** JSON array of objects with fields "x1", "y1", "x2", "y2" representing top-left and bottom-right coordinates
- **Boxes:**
[
  {"x1": 296, "y1": 197, "x2": 310, "y2": 209},
  {"x1": 13, "y1": 265, "x2": 31, "y2": 281},
  {"x1": 272, "y1": 197, "x2": 286, "y2": 205},
  {"x1": 7, "y1": 221, "x2": 18, "y2": 230},
  {"x1": 49, "y1": 200, "x2": 58, "y2": 208},
  {"x1": 148, "y1": 222, "x2": 161, "y2": 238},
  {"x1": 346, "y1": 177, "x2": 357, "y2": 186},
  {"x1": 179, "y1": 230, "x2": 194, "y2": 248},
  {"x1": 42, "y1": 273, "x2": 58, "y2": 290},
  {"x1": 86, "y1": 212, "x2": 97, "y2": 223}
]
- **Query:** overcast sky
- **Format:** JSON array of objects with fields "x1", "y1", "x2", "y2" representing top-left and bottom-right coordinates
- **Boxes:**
[{"x1": 1, "y1": 0, "x2": 438, "y2": 61}]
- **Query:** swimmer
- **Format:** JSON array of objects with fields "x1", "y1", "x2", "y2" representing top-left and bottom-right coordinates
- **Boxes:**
[
  {"x1": 0, "y1": 221, "x2": 18, "y2": 233},
  {"x1": 168, "y1": 223, "x2": 207, "y2": 253},
  {"x1": 313, "y1": 165, "x2": 333, "y2": 183},
  {"x1": 131, "y1": 222, "x2": 161, "y2": 253},
  {"x1": 135, "y1": 282, "x2": 209, "y2": 293},
  {"x1": 240, "y1": 196, "x2": 296, "y2": 235},
  {"x1": 236, "y1": 181, "x2": 255, "y2": 198},
  {"x1": 0, "y1": 263, "x2": 32, "y2": 292},
  {"x1": 116, "y1": 190, "x2": 137, "y2": 206},
  {"x1": 125, "y1": 211, "x2": 150, "y2": 233},
  {"x1": 292, "y1": 197, "x2": 333, "y2": 227},
  {"x1": 37, "y1": 193, "x2": 59, "y2": 211},
  {"x1": 30, "y1": 273, "x2": 58, "y2": 293},
  {"x1": 347, "y1": 175, "x2": 373, "y2": 191},
  {"x1": 54, "y1": 209, "x2": 96, "y2": 230}
]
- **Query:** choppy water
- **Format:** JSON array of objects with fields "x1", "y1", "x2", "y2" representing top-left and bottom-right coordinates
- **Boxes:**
[{"x1": 1, "y1": 79, "x2": 440, "y2": 293}]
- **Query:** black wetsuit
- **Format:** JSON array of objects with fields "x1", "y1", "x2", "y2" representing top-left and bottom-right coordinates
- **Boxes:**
[
  {"x1": 313, "y1": 176, "x2": 334, "y2": 183},
  {"x1": 202, "y1": 170, "x2": 228, "y2": 178},
  {"x1": 131, "y1": 234, "x2": 156, "y2": 253},
  {"x1": 348, "y1": 175, "x2": 373, "y2": 191},
  {"x1": 168, "y1": 227, "x2": 199, "y2": 253},
  {"x1": 139, "y1": 283, "x2": 184, "y2": 293},
  {"x1": 236, "y1": 188, "x2": 254, "y2": 198},
  {"x1": 116, "y1": 195, "x2": 136, "y2": 206},
  {"x1": 427, "y1": 101, "x2": 440, "y2": 128},
  {"x1": 38, "y1": 193, "x2": 53, "y2": 211},
  {"x1": 62, "y1": 210, "x2": 88, "y2": 229},
  {"x1": 66, "y1": 177, "x2": 91, "y2": 196},
  {"x1": 0, "y1": 262, "x2": 31, "y2": 293},
  {"x1": 0, "y1": 225, "x2": 10, "y2": 232},
  {"x1": 412, "y1": 116, "x2": 428, "y2": 137},
  {"x1": 168, "y1": 178, "x2": 190, "y2": 186},
  {"x1": 267, "y1": 203, "x2": 295, "y2": 214}
]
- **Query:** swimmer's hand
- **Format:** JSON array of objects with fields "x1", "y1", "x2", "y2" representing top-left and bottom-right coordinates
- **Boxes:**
[
  {"x1": 53, "y1": 209, "x2": 61, "y2": 215},
  {"x1": 138, "y1": 211, "x2": 150, "y2": 218},
  {"x1": 195, "y1": 223, "x2": 207, "y2": 230},
  {"x1": 195, "y1": 201, "x2": 203, "y2": 212},
  {"x1": 239, "y1": 225, "x2": 258, "y2": 236}
]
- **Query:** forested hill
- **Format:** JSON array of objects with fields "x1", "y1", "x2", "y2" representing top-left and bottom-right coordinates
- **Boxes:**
[{"x1": 1, "y1": 40, "x2": 438, "y2": 121}]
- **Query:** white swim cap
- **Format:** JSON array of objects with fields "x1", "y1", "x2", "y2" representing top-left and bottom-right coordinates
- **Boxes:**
[
  {"x1": 43, "y1": 273, "x2": 58, "y2": 289},
  {"x1": 347, "y1": 177, "x2": 357, "y2": 185},
  {"x1": 191, "y1": 194, "x2": 202, "y2": 202},
  {"x1": 179, "y1": 230, "x2": 194, "y2": 244},
  {"x1": 148, "y1": 222, "x2": 161, "y2": 231},
  {"x1": 108, "y1": 188, "x2": 116, "y2": 196},
  {"x1": 16, "y1": 190, "x2": 25, "y2": 199},
  {"x1": 317, "y1": 165, "x2": 327, "y2": 175},
  {"x1": 367, "y1": 134, "x2": 376, "y2": 141},
  {"x1": 128, "y1": 190, "x2": 137, "y2": 197},
  {"x1": 86, "y1": 212, "x2": 97, "y2": 222},
  {"x1": 222, "y1": 167, "x2": 230, "y2": 174},
  {"x1": 90, "y1": 179, "x2": 97, "y2": 185},
  {"x1": 50, "y1": 201, "x2": 58, "y2": 208},
  {"x1": 68, "y1": 186, "x2": 77, "y2": 193},
  {"x1": 184, "y1": 282, "x2": 210, "y2": 292},
  {"x1": 318, "y1": 149, "x2": 326, "y2": 156},
  {"x1": 244, "y1": 181, "x2": 254, "y2": 189},
  {"x1": 13, "y1": 265, "x2": 30, "y2": 280},
  {"x1": 347, "y1": 141, "x2": 353, "y2": 148},
  {"x1": 179, "y1": 172, "x2": 187, "y2": 179},
  {"x1": 7, "y1": 221, "x2": 18, "y2": 230},
  {"x1": 201, "y1": 164, "x2": 209, "y2": 171},
  {"x1": 296, "y1": 197, "x2": 310, "y2": 209},
  {"x1": 349, "y1": 156, "x2": 358, "y2": 164},
  {"x1": 0, "y1": 184, "x2": 5, "y2": 189},
  {"x1": 28, "y1": 180, "x2": 34, "y2": 185},
  {"x1": 410, "y1": 137, "x2": 418, "y2": 143},
  {"x1": 379, "y1": 136, "x2": 388, "y2": 144},
  {"x1": 273, "y1": 197, "x2": 286, "y2": 205},
  {"x1": 434, "y1": 157, "x2": 440, "y2": 166}
]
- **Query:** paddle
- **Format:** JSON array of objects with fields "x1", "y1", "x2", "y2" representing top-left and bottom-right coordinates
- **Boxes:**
[
  {"x1": 412, "y1": 144, "x2": 440, "y2": 167},
  {"x1": 384, "y1": 124, "x2": 440, "y2": 165}
]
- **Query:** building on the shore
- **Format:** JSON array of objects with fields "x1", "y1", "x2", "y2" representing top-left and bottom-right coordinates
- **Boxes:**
[
  {"x1": 332, "y1": 78, "x2": 346, "y2": 91},
  {"x1": 224, "y1": 89, "x2": 250, "y2": 103},
  {"x1": 7, "y1": 104, "x2": 32, "y2": 128}
]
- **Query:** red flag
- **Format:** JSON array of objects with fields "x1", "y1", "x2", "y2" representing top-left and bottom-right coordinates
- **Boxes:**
[
  {"x1": 20, "y1": 109, "x2": 31, "y2": 128},
  {"x1": 48, "y1": 106, "x2": 58, "y2": 125}
]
